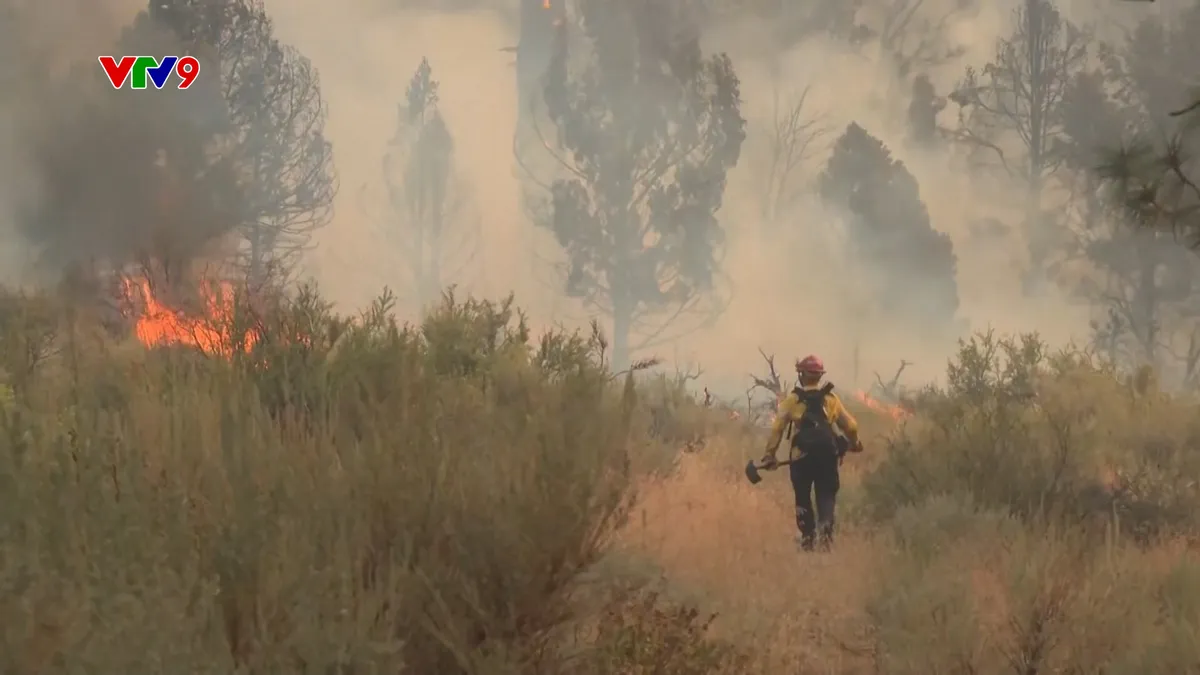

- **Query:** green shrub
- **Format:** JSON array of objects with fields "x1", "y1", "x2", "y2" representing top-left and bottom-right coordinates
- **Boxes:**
[
  {"x1": 853, "y1": 329, "x2": 1200, "y2": 671},
  {"x1": 859, "y1": 330, "x2": 1200, "y2": 540},
  {"x1": 0, "y1": 284, "x2": 724, "y2": 674}
]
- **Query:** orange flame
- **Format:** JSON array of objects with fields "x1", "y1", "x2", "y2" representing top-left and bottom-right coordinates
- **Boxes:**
[
  {"x1": 852, "y1": 390, "x2": 911, "y2": 420},
  {"x1": 761, "y1": 388, "x2": 911, "y2": 425},
  {"x1": 121, "y1": 277, "x2": 256, "y2": 356}
]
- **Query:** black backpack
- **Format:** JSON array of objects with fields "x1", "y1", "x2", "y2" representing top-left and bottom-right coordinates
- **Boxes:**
[{"x1": 789, "y1": 382, "x2": 842, "y2": 456}]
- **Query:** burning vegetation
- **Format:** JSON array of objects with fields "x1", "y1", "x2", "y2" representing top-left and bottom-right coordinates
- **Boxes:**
[
  {"x1": 119, "y1": 273, "x2": 258, "y2": 356},
  {"x1": 746, "y1": 348, "x2": 911, "y2": 426},
  {"x1": 851, "y1": 389, "x2": 910, "y2": 420}
]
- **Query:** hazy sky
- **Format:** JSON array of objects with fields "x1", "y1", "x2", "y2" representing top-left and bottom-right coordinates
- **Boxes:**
[{"x1": 2, "y1": 0, "x2": 1185, "y2": 395}]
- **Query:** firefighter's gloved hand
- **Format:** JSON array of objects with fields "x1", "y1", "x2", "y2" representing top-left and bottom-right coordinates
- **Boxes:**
[
  {"x1": 850, "y1": 439, "x2": 865, "y2": 453},
  {"x1": 759, "y1": 454, "x2": 779, "y2": 470}
]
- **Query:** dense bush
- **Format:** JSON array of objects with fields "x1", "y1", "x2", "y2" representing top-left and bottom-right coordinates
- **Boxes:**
[
  {"x1": 847, "y1": 332, "x2": 1200, "y2": 674},
  {"x1": 858, "y1": 330, "x2": 1200, "y2": 541},
  {"x1": 0, "y1": 285, "x2": 737, "y2": 674},
  {"x1": 856, "y1": 495, "x2": 1200, "y2": 674},
  {"x1": 9, "y1": 285, "x2": 1200, "y2": 674}
]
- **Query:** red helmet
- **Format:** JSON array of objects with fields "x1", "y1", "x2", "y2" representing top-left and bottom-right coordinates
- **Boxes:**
[{"x1": 795, "y1": 354, "x2": 825, "y2": 374}]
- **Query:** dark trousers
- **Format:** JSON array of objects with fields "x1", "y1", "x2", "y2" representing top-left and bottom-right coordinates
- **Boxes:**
[{"x1": 789, "y1": 451, "x2": 840, "y2": 550}]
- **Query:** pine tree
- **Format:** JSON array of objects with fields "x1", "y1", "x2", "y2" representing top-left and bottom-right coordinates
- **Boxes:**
[
  {"x1": 20, "y1": 0, "x2": 334, "y2": 290},
  {"x1": 1072, "y1": 5, "x2": 1200, "y2": 384},
  {"x1": 380, "y1": 58, "x2": 479, "y2": 307},
  {"x1": 818, "y1": 123, "x2": 959, "y2": 331}
]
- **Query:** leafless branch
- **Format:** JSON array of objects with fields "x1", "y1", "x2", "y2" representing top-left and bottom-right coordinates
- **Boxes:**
[
  {"x1": 872, "y1": 359, "x2": 911, "y2": 399},
  {"x1": 760, "y1": 85, "x2": 829, "y2": 222},
  {"x1": 1170, "y1": 99, "x2": 1200, "y2": 118},
  {"x1": 748, "y1": 347, "x2": 785, "y2": 397}
]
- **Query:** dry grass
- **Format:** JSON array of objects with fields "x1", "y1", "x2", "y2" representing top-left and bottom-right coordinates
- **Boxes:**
[
  {"x1": 618, "y1": 449, "x2": 879, "y2": 673},
  {"x1": 614, "y1": 332, "x2": 1200, "y2": 674}
]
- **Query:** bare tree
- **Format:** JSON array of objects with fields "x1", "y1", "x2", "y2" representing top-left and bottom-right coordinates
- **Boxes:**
[
  {"x1": 746, "y1": 348, "x2": 790, "y2": 426},
  {"x1": 872, "y1": 359, "x2": 912, "y2": 401},
  {"x1": 757, "y1": 85, "x2": 829, "y2": 224},
  {"x1": 374, "y1": 58, "x2": 481, "y2": 307},
  {"x1": 948, "y1": 0, "x2": 1089, "y2": 295},
  {"x1": 748, "y1": 347, "x2": 787, "y2": 399},
  {"x1": 869, "y1": 0, "x2": 973, "y2": 81}
]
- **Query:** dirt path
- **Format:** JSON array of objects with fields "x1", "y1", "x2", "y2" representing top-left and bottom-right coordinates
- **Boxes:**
[{"x1": 617, "y1": 450, "x2": 878, "y2": 673}]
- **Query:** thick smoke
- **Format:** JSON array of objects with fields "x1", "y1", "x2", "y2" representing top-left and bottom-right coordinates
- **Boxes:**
[
  {"x1": 1, "y1": 0, "x2": 145, "y2": 276},
  {"x1": 1, "y1": 0, "x2": 331, "y2": 295},
  {"x1": 1, "y1": 0, "x2": 1194, "y2": 394}
]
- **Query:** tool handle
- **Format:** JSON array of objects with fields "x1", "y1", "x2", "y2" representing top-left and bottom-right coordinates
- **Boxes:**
[{"x1": 757, "y1": 457, "x2": 798, "y2": 470}]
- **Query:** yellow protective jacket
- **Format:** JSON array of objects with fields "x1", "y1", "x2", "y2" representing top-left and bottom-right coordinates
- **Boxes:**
[{"x1": 764, "y1": 383, "x2": 859, "y2": 461}]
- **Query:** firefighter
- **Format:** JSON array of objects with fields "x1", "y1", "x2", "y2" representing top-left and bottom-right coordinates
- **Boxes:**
[{"x1": 760, "y1": 355, "x2": 863, "y2": 551}]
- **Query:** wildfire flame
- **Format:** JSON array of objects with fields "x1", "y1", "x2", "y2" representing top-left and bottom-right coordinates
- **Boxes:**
[
  {"x1": 122, "y1": 277, "x2": 256, "y2": 356},
  {"x1": 852, "y1": 390, "x2": 911, "y2": 420},
  {"x1": 761, "y1": 388, "x2": 911, "y2": 426}
]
